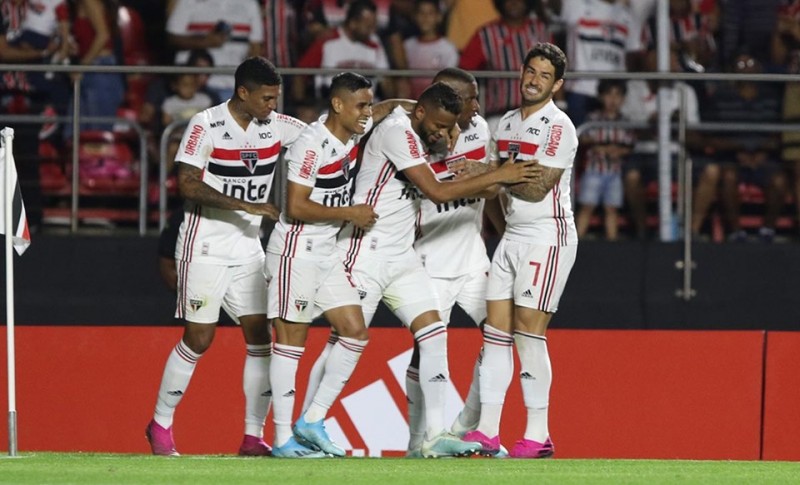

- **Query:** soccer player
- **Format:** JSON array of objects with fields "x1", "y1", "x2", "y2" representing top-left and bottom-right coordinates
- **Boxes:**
[
  {"x1": 460, "y1": 42, "x2": 579, "y2": 459},
  {"x1": 331, "y1": 82, "x2": 538, "y2": 458},
  {"x1": 145, "y1": 57, "x2": 306, "y2": 457},
  {"x1": 405, "y1": 67, "x2": 498, "y2": 457},
  {"x1": 265, "y1": 72, "x2": 415, "y2": 458}
]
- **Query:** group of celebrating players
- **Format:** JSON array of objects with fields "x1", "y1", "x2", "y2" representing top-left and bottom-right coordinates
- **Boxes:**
[{"x1": 144, "y1": 41, "x2": 579, "y2": 459}]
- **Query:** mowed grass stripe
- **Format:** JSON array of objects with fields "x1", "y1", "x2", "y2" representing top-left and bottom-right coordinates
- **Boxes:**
[{"x1": 2, "y1": 453, "x2": 800, "y2": 485}]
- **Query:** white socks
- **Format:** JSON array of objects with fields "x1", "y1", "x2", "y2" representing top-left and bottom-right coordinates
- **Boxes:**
[
  {"x1": 154, "y1": 339, "x2": 202, "y2": 429},
  {"x1": 515, "y1": 331, "x2": 551, "y2": 443},
  {"x1": 304, "y1": 336, "x2": 367, "y2": 423},
  {"x1": 452, "y1": 348, "x2": 482, "y2": 433},
  {"x1": 243, "y1": 344, "x2": 271, "y2": 438},
  {"x1": 414, "y1": 322, "x2": 449, "y2": 438},
  {"x1": 270, "y1": 343, "x2": 304, "y2": 447},
  {"x1": 476, "y1": 325, "x2": 514, "y2": 437},
  {"x1": 405, "y1": 365, "x2": 425, "y2": 450},
  {"x1": 301, "y1": 332, "x2": 338, "y2": 412}
]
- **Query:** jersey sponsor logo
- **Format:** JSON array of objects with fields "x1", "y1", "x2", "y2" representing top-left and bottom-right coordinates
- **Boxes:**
[
  {"x1": 405, "y1": 130, "x2": 421, "y2": 159},
  {"x1": 435, "y1": 197, "x2": 480, "y2": 213},
  {"x1": 464, "y1": 133, "x2": 480, "y2": 142},
  {"x1": 321, "y1": 185, "x2": 352, "y2": 207},
  {"x1": 222, "y1": 178, "x2": 270, "y2": 202},
  {"x1": 210, "y1": 119, "x2": 225, "y2": 128},
  {"x1": 399, "y1": 183, "x2": 422, "y2": 200},
  {"x1": 526, "y1": 127, "x2": 541, "y2": 135},
  {"x1": 545, "y1": 125, "x2": 563, "y2": 157},
  {"x1": 540, "y1": 116, "x2": 550, "y2": 124},
  {"x1": 258, "y1": 132, "x2": 272, "y2": 139},
  {"x1": 184, "y1": 124, "x2": 205, "y2": 156},
  {"x1": 299, "y1": 149, "x2": 317, "y2": 179},
  {"x1": 241, "y1": 151, "x2": 259, "y2": 173}
]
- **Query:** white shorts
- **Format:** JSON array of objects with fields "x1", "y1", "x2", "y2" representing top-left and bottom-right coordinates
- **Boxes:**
[
  {"x1": 486, "y1": 239, "x2": 577, "y2": 313},
  {"x1": 265, "y1": 253, "x2": 361, "y2": 323},
  {"x1": 346, "y1": 250, "x2": 440, "y2": 327},
  {"x1": 175, "y1": 259, "x2": 267, "y2": 324},
  {"x1": 430, "y1": 270, "x2": 488, "y2": 326}
]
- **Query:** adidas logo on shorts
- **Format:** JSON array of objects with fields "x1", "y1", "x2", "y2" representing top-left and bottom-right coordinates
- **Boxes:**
[
  {"x1": 428, "y1": 373, "x2": 448, "y2": 383},
  {"x1": 522, "y1": 289, "x2": 533, "y2": 298}
]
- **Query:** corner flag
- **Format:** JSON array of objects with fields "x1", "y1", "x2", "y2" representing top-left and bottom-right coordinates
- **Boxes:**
[{"x1": 1, "y1": 127, "x2": 31, "y2": 255}]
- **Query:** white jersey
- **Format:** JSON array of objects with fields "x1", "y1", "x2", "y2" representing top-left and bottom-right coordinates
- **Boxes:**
[
  {"x1": 415, "y1": 115, "x2": 491, "y2": 277},
  {"x1": 338, "y1": 106, "x2": 428, "y2": 264},
  {"x1": 490, "y1": 100, "x2": 578, "y2": 246},
  {"x1": 21, "y1": 0, "x2": 67, "y2": 36},
  {"x1": 558, "y1": 0, "x2": 641, "y2": 97},
  {"x1": 403, "y1": 36, "x2": 459, "y2": 98},
  {"x1": 167, "y1": 0, "x2": 264, "y2": 91},
  {"x1": 267, "y1": 115, "x2": 370, "y2": 260},
  {"x1": 175, "y1": 102, "x2": 306, "y2": 265}
]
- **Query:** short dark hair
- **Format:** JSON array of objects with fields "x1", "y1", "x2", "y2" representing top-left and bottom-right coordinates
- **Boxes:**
[
  {"x1": 330, "y1": 72, "x2": 373, "y2": 98},
  {"x1": 418, "y1": 82, "x2": 463, "y2": 116},
  {"x1": 415, "y1": 0, "x2": 441, "y2": 11},
  {"x1": 234, "y1": 57, "x2": 281, "y2": 93},
  {"x1": 493, "y1": 0, "x2": 539, "y2": 16},
  {"x1": 345, "y1": 0, "x2": 377, "y2": 24},
  {"x1": 433, "y1": 67, "x2": 476, "y2": 86},
  {"x1": 523, "y1": 42, "x2": 568, "y2": 80},
  {"x1": 186, "y1": 49, "x2": 214, "y2": 67},
  {"x1": 597, "y1": 79, "x2": 627, "y2": 96}
]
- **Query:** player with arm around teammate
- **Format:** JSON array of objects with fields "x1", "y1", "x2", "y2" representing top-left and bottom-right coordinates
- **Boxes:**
[
  {"x1": 145, "y1": 57, "x2": 306, "y2": 457},
  {"x1": 460, "y1": 42, "x2": 579, "y2": 459},
  {"x1": 404, "y1": 67, "x2": 504, "y2": 457},
  {"x1": 328, "y1": 82, "x2": 539, "y2": 458},
  {"x1": 264, "y1": 72, "x2": 420, "y2": 458}
]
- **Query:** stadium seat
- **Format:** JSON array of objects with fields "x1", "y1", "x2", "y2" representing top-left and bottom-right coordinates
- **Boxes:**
[{"x1": 68, "y1": 130, "x2": 139, "y2": 194}]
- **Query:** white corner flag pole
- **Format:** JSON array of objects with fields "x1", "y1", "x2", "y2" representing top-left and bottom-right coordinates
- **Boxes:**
[{"x1": 2, "y1": 127, "x2": 18, "y2": 457}]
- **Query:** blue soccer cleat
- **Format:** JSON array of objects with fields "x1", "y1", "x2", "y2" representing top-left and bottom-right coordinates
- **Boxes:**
[
  {"x1": 271, "y1": 436, "x2": 327, "y2": 458},
  {"x1": 421, "y1": 431, "x2": 481, "y2": 458},
  {"x1": 292, "y1": 415, "x2": 346, "y2": 457}
]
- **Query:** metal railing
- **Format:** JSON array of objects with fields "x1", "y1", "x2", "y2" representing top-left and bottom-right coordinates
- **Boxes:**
[
  {"x1": 0, "y1": 113, "x2": 149, "y2": 235},
  {"x1": 2, "y1": 62, "x2": 798, "y2": 242}
]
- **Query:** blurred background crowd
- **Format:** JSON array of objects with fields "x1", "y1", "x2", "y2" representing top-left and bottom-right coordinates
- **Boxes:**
[{"x1": 2, "y1": 0, "x2": 799, "y2": 243}]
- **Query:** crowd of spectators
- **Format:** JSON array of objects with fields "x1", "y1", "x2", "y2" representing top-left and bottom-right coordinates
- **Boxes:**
[{"x1": 2, "y1": 0, "x2": 800, "y2": 242}]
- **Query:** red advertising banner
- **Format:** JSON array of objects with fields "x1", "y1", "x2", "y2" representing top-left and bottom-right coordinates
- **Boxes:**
[{"x1": 0, "y1": 326, "x2": 770, "y2": 459}]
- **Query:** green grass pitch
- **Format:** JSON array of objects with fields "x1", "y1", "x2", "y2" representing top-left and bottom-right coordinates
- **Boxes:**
[{"x1": 2, "y1": 454, "x2": 800, "y2": 485}]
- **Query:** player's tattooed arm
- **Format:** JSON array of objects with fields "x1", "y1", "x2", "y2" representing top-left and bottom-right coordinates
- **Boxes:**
[
  {"x1": 507, "y1": 165, "x2": 564, "y2": 202},
  {"x1": 178, "y1": 164, "x2": 279, "y2": 218},
  {"x1": 372, "y1": 99, "x2": 416, "y2": 123}
]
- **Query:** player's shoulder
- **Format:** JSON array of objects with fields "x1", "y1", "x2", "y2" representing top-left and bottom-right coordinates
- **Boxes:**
[
  {"x1": 273, "y1": 112, "x2": 307, "y2": 131},
  {"x1": 471, "y1": 114, "x2": 490, "y2": 133},
  {"x1": 546, "y1": 102, "x2": 576, "y2": 131},
  {"x1": 291, "y1": 121, "x2": 327, "y2": 149}
]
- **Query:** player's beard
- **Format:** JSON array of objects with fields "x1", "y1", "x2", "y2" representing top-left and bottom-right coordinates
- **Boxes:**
[{"x1": 521, "y1": 83, "x2": 551, "y2": 107}]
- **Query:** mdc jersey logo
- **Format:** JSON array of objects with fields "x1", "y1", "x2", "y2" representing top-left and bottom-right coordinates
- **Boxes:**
[{"x1": 241, "y1": 151, "x2": 259, "y2": 173}]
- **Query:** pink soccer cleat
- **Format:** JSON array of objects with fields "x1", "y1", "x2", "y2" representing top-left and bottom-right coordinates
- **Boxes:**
[
  {"x1": 238, "y1": 435, "x2": 273, "y2": 456},
  {"x1": 145, "y1": 420, "x2": 180, "y2": 456},
  {"x1": 462, "y1": 430, "x2": 507, "y2": 457},
  {"x1": 509, "y1": 437, "x2": 554, "y2": 458}
]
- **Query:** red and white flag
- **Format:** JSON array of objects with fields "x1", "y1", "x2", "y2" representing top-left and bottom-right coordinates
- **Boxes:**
[{"x1": 1, "y1": 128, "x2": 31, "y2": 255}]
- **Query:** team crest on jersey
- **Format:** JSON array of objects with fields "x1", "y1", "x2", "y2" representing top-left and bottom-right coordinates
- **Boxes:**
[
  {"x1": 188, "y1": 298, "x2": 205, "y2": 313},
  {"x1": 342, "y1": 155, "x2": 351, "y2": 180},
  {"x1": 295, "y1": 299, "x2": 308, "y2": 312},
  {"x1": 508, "y1": 142, "x2": 521, "y2": 155},
  {"x1": 241, "y1": 151, "x2": 259, "y2": 173}
]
